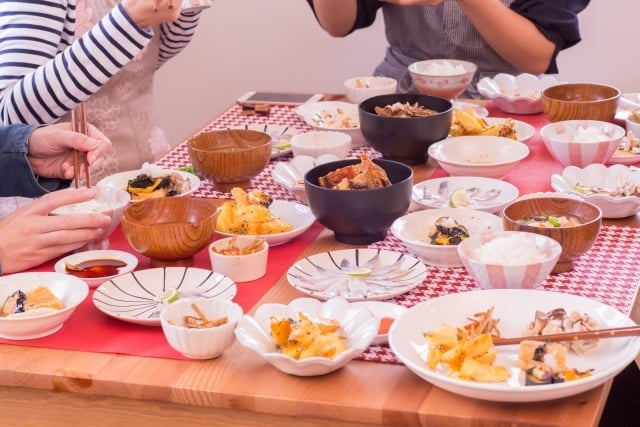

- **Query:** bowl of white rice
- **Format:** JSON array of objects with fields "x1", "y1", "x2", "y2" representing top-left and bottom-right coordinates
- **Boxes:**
[
  {"x1": 540, "y1": 120, "x2": 625, "y2": 167},
  {"x1": 457, "y1": 231, "x2": 561, "y2": 289}
]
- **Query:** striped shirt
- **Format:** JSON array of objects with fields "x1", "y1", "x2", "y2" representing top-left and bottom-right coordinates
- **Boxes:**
[{"x1": 0, "y1": 0, "x2": 201, "y2": 125}]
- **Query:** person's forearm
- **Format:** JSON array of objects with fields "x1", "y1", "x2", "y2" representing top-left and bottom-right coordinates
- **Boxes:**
[
  {"x1": 459, "y1": 0, "x2": 555, "y2": 74},
  {"x1": 0, "y1": 2, "x2": 152, "y2": 126},
  {"x1": 309, "y1": 0, "x2": 359, "y2": 36}
]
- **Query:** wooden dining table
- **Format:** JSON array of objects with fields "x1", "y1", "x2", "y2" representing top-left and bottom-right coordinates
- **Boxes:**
[{"x1": 1, "y1": 97, "x2": 639, "y2": 427}]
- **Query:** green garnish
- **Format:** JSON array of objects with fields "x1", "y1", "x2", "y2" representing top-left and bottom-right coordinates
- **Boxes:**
[
  {"x1": 179, "y1": 165, "x2": 199, "y2": 176},
  {"x1": 547, "y1": 216, "x2": 562, "y2": 227}
]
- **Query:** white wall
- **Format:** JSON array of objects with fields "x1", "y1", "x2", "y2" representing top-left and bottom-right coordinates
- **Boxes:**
[{"x1": 155, "y1": 0, "x2": 637, "y2": 146}]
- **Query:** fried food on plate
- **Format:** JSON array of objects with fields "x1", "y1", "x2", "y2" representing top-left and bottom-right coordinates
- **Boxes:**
[
  {"x1": 216, "y1": 188, "x2": 293, "y2": 235},
  {"x1": 449, "y1": 108, "x2": 517, "y2": 140}
]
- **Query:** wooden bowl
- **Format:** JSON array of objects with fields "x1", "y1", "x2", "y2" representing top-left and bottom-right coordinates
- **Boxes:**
[
  {"x1": 187, "y1": 129, "x2": 272, "y2": 193},
  {"x1": 502, "y1": 196, "x2": 602, "y2": 273},
  {"x1": 541, "y1": 83, "x2": 620, "y2": 122},
  {"x1": 121, "y1": 198, "x2": 219, "y2": 267}
]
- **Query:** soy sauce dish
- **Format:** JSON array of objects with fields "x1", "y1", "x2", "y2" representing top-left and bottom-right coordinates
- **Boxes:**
[{"x1": 55, "y1": 250, "x2": 138, "y2": 288}]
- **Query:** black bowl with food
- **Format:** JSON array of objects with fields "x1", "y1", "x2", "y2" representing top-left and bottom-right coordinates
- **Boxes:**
[
  {"x1": 358, "y1": 93, "x2": 453, "y2": 165},
  {"x1": 304, "y1": 154, "x2": 413, "y2": 244}
]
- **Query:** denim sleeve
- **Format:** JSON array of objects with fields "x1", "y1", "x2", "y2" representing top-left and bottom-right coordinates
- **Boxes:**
[{"x1": 0, "y1": 124, "x2": 71, "y2": 197}]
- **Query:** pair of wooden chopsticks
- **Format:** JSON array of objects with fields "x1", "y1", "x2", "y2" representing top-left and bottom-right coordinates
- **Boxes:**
[
  {"x1": 492, "y1": 324, "x2": 640, "y2": 346},
  {"x1": 71, "y1": 102, "x2": 91, "y2": 188}
]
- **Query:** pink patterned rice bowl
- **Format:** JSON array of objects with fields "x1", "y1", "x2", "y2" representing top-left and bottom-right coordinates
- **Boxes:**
[{"x1": 457, "y1": 231, "x2": 562, "y2": 289}]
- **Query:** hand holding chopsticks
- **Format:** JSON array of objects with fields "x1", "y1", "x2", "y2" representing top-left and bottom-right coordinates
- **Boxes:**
[{"x1": 71, "y1": 102, "x2": 91, "y2": 188}]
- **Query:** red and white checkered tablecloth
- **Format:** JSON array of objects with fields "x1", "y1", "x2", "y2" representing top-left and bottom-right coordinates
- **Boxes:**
[
  {"x1": 157, "y1": 105, "x2": 314, "y2": 201},
  {"x1": 357, "y1": 224, "x2": 640, "y2": 363},
  {"x1": 159, "y1": 103, "x2": 640, "y2": 365}
]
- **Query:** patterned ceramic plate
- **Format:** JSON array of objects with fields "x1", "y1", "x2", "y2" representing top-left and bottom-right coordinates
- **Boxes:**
[
  {"x1": 93, "y1": 267, "x2": 237, "y2": 326},
  {"x1": 287, "y1": 248, "x2": 427, "y2": 302}
]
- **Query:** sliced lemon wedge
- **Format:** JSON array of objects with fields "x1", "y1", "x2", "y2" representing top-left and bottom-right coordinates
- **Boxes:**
[
  {"x1": 449, "y1": 188, "x2": 471, "y2": 207},
  {"x1": 345, "y1": 267, "x2": 373, "y2": 277},
  {"x1": 155, "y1": 287, "x2": 179, "y2": 304}
]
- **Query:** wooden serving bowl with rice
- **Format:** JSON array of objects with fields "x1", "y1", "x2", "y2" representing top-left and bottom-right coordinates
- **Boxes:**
[
  {"x1": 187, "y1": 129, "x2": 272, "y2": 193},
  {"x1": 502, "y1": 196, "x2": 602, "y2": 273}
]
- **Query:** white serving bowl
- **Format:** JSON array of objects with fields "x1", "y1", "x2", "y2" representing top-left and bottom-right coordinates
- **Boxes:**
[
  {"x1": 215, "y1": 199, "x2": 315, "y2": 246},
  {"x1": 0, "y1": 272, "x2": 89, "y2": 340},
  {"x1": 390, "y1": 208, "x2": 503, "y2": 268},
  {"x1": 296, "y1": 101, "x2": 365, "y2": 146},
  {"x1": 551, "y1": 163, "x2": 640, "y2": 219},
  {"x1": 427, "y1": 136, "x2": 530, "y2": 179},
  {"x1": 457, "y1": 231, "x2": 562, "y2": 289},
  {"x1": 50, "y1": 185, "x2": 131, "y2": 250},
  {"x1": 408, "y1": 59, "x2": 477, "y2": 99},
  {"x1": 476, "y1": 73, "x2": 564, "y2": 115},
  {"x1": 234, "y1": 297, "x2": 378, "y2": 376},
  {"x1": 271, "y1": 155, "x2": 340, "y2": 204},
  {"x1": 343, "y1": 76, "x2": 398, "y2": 104},
  {"x1": 209, "y1": 236, "x2": 269, "y2": 282},
  {"x1": 290, "y1": 130, "x2": 351, "y2": 159},
  {"x1": 540, "y1": 120, "x2": 626, "y2": 168},
  {"x1": 160, "y1": 298, "x2": 243, "y2": 359}
]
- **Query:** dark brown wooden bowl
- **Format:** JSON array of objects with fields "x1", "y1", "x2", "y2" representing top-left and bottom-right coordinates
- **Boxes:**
[
  {"x1": 121, "y1": 197, "x2": 219, "y2": 267},
  {"x1": 187, "y1": 129, "x2": 272, "y2": 193},
  {"x1": 541, "y1": 83, "x2": 620, "y2": 122},
  {"x1": 502, "y1": 197, "x2": 602, "y2": 273}
]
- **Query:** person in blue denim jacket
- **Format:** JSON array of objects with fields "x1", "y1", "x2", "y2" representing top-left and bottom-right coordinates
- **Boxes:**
[{"x1": 0, "y1": 123, "x2": 112, "y2": 274}]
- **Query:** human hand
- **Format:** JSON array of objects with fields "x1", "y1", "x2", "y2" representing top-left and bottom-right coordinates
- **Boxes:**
[
  {"x1": 121, "y1": 0, "x2": 183, "y2": 27},
  {"x1": 0, "y1": 189, "x2": 112, "y2": 274},
  {"x1": 27, "y1": 122, "x2": 113, "y2": 180}
]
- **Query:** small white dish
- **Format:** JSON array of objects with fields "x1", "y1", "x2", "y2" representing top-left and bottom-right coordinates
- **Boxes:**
[
  {"x1": 290, "y1": 130, "x2": 351, "y2": 159},
  {"x1": 209, "y1": 236, "x2": 269, "y2": 282},
  {"x1": 389, "y1": 289, "x2": 640, "y2": 402},
  {"x1": 428, "y1": 136, "x2": 530, "y2": 179},
  {"x1": 352, "y1": 301, "x2": 408, "y2": 345},
  {"x1": 234, "y1": 297, "x2": 378, "y2": 376},
  {"x1": 92, "y1": 267, "x2": 237, "y2": 326},
  {"x1": 54, "y1": 250, "x2": 138, "y2": 288},
  {"x1": 551, "y1": 163, "x2": 640, "y2": 219},
  {"x1": 483, "y1": 117, "x2": 536, "y2": 142},
  {"x1": 390, "y1": 208, "x2": 504, "y2": 268},
  {"x1": 476, "y1": 73, "x2": 564, "y2": 115},
  {"x1": 296, "y1": 101, "x2": 365, "y2": 146},
  {"x1": 343, "y1": 76, "x2": 398, "y2": 104},
  {"x1": 160, "y1": 298, "x2": 243, "y2": 359},
  {"x1": 0, "y1": 272, "x2": 89, "y2": 340},
  {"x1": 287, "y1": 248, "x2": 427, "y2": 302},
  {"x1": 216, "y1": 200, "x2": 315, "y2": 246},
  {"x1": 272, "y1": 155, "x2": 340, "y2": 203},
  {"x1": 228, "y1": 124, "x2": 300, "y2": 158},
  {"x1": 96, "y1": 167, "x2": 200, "y2": 202},
  {"x1": 615, "y1": 92, "x2": 640, "y2": 123},
  {"x1": 412, "y1": 176, "x2": 519, "y2": 214}
]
